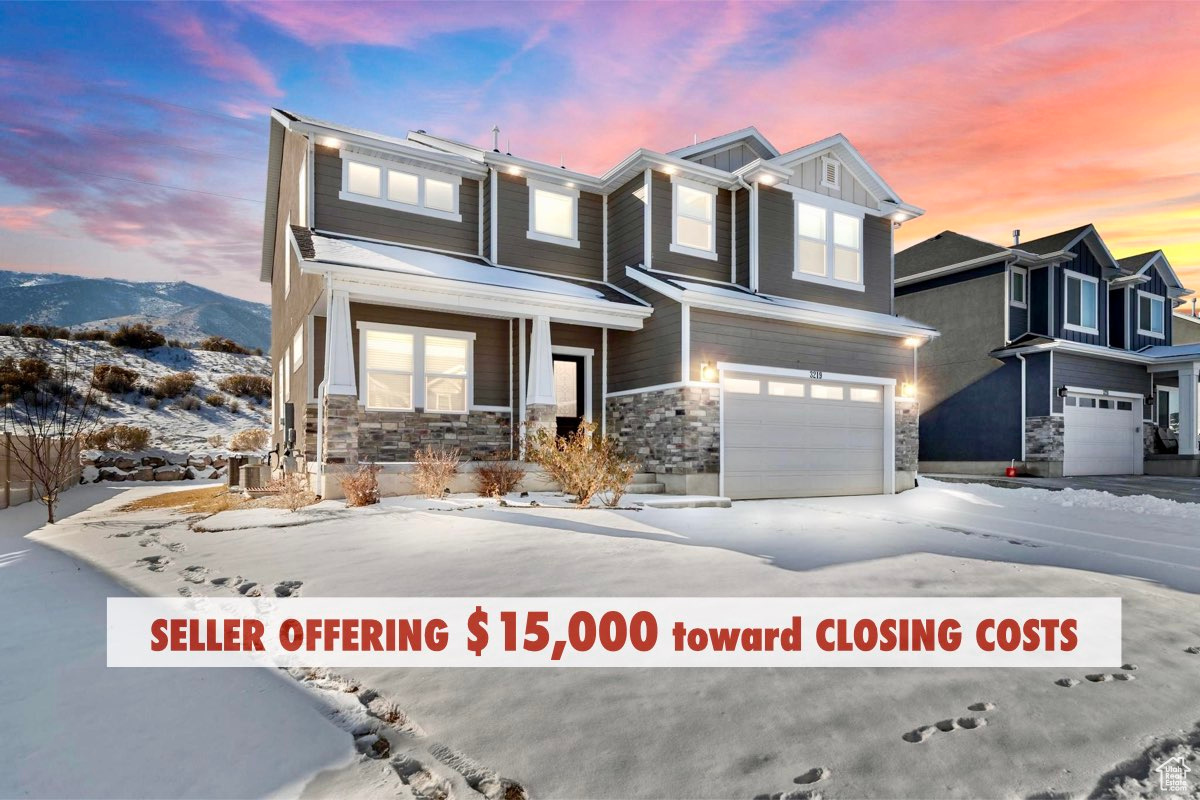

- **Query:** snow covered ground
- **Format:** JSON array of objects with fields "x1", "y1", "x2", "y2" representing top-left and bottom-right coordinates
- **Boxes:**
[
  {"x1": 0, "y1": 336, "x2": 270, "y2": 450},
  {"x1": 13, "y1": 479, "x2": 1200, "y2": 799}
]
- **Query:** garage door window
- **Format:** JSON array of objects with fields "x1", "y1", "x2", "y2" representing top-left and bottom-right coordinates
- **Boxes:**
[
  {"x1": 850, "y1": 387, "x2": 882, "y2": 402},
  {"x1": 811, "y1": 384, "x2": 845, "y2": 400},
  {"x1": 725, "y1": 378, "x2": 761, "y2": 394},
  {"x1": 768, "y1": 381, "x2": 805, "y2": 397}
]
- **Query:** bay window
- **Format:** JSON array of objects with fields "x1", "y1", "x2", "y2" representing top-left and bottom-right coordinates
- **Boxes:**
[
  {"x1": 359, "y1": 324, "x2": 473, "y2": 413},
  {"x1": 1138, "y1": 291, "x2": 1165, "y2": 338},
  {"x1": 1064, "y1": 272, "x2": 1098, "y2": 334},
  {"x1": 793, "y1": 200, "x2": 863, "y2": 288},
  {"x1": 670, "y1": 177, "x2": 717, "y2": 260},
  {"x1": 527, "y1": 180, "x2": 579, "y2": 246},
  {"x1": 340, "y1": 154, "x2": 461, "y2": 221}
]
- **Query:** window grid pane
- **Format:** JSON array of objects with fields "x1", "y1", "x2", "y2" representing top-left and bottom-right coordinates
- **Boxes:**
[
  {"x1": 795, "y1": 203, "x2": 825, "y2": 239},
  {"x1": 424, "y1": 336, "x2": 468, "y2": 376},
  {"x1": 367, "y1": 373, "x2": 412, "y2": 410},
  {"x1": 347, "y1": 162, "x2": 381, "y2": 197},
  {"x1": 796, "y1": 239, "x2": 826, "y2": 275},
  {"x1": 387, "y1": 170, "x2": 419, "y2": 205},
  {"x1": 676, "y1": 216, "x2": 713, "y2": 251},
  {"x1": 424, "y1": 178, "x2": 455, "y2": 212},
  {"x1": 834, "y1": 247, "x2": 861, "y2": 283},
  {"x1": 533, "y1": 188, "x2": 575, "y2": 238},
  {"x1": 425, "y1": 376, "x2": 466, "y2": 412},
  {"x1": 832, "y1": 213, "x2": 860, "y2": 249},
  {"x1": 677, "y1": 185, "x2": 713, "y2": 221}
]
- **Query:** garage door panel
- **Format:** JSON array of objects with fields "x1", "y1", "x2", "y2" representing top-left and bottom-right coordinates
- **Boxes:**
[{"x1": 1063, "y1": 395, "x2": 1141, "y2": 477}]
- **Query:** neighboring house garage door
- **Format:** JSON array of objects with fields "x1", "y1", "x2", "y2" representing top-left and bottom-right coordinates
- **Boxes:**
[
  {"x1": 721, "y1": 370, "x2": 889, "y2": 500},
  {"x1": 1062, "y1": 392, "x2": 1143, "y2": 476}
]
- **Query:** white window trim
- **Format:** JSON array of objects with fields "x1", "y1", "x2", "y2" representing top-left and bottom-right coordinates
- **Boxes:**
[
  {"x1": 1010, "y1": 266, "x2": 1028, "y2": 309},
  {"x1": 1136, "y1": 290, "x2": 1166, "y2": 339},
  {"x1": 526, "y1": 178, "x2": 580, "y2": 248},
  {"x1": 791, "y1": 199, "x2": 865, "y2": 291},
  {"x1": 1063, "y1": 271, "x2": 1100, "y2": 335},
  {"x1": 820, "y1": 155, "x2": 841, "y2": 190},
  {"x1": 356, "y1": 321, "x2": 476, "y2": 414},
  {"x1": 669, "y1": 175, "x2": 718, "y2": 261},
  {"x1": 551, "y1": 345, "x2": 594, "y2": 423},
  {"x1": 338, "y1": 152, "x2": 463, "y2": 223}
]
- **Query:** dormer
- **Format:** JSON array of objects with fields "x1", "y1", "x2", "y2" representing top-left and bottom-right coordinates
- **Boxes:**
[{"x1": 669, "y1": 127, "x2": 779, "y2": 172}]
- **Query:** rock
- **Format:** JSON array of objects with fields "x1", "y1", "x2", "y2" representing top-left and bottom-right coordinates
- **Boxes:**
[
  {"x1": 114, "y1": 457, "x2": 137, "y2": 471},
  {"x1": 165, "y1": 452, "x2": 188, "y2": 466},
  {"x1": 187, "y1": 454, "x2": 211, "y2": 468},
  {"x1": 153, "y1": 465, "x2": 185, "y2": 481},
  {"x1": 93, "y1": 455, "x2": 115, "y2": 468},
  {"x1": 212, "y1": 456, "x2": 228, "y2": 469},
  {"x1": 133, "y1": 466, "x2": 155, "y2": 481},
  {"x1": 142, "y1": 456, "x2": 166, "y2": 468},
  {"x1": 99, "y1": 468, "x2": 127, "y2": 482},
  {"x1": 184, "y1": 467, "x2": 197, "y2": 480}
]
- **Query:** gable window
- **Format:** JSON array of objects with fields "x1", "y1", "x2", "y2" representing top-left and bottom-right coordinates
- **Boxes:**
[
  {"x1": 340, "y1": 155, "x2": 462, "y2": 222},
  {"x1": 820, "y1": 156, "x2": 841, "y2": 190},
  {"x1": 1010, "y1": 267, "x2": 1027, "y2": 308},
  {"x1": 359, "y1": 324, "x2": 474, "y2": 414},
  {"x1": 670, "y1": 177, "x2": 717, "y2": 260},
  {"x1": 1064, "y1": 272, "x2": 1099, "y2": 334},
  {"x1": 1138, "y1": 291, "x2": 1165, "y2": 338},
  {"x1": 527, "y1": 179, "x2": 579, "y2": 247},
  {"x1": 793, "y1": 200, "x2": 864, "y2": 289}
]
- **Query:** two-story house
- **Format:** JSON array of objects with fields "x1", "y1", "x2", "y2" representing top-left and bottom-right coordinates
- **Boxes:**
[
  {"x1": 260, "y1": 110, "x2": 936, "y2": 500},
  {"x1": 896, "y1": 225, "x2": 1200, "y2": 478}
]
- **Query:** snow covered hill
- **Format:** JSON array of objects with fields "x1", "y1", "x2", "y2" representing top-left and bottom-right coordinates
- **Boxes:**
[
  {"x1": 0, "y1": 270, "x2": 270, "y2": 352},
  {"x1": 0, "y1": 336, "x2": 272, "y2": 451}
]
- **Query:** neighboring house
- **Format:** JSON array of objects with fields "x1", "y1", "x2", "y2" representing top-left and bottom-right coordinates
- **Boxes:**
[
  {"x1": 1174, "y1": 307, "x2": 1200, "y2": 345},
  {"x1": 895, "y1": 225, "x2": 1200, "y2": 477},
  {"x1": 261, "y1": 111, "x2": 936, "y2": 500}
]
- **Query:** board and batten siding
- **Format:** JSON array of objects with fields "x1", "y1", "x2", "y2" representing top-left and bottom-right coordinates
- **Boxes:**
[
  {"x1": 1127, "y1": 267, "x2": 1173, "y2": 350},
  {"x1": 691, "y1": 143, "x2": 762, "y2": 172},
  {"x1": 649, "y1": 170, "x2": 732, "y2": 282},
  {"x1": 606, "y1": 286, "x2": 681, "y2": 393},
  {"x1": 495, "y1": 173, "x2": 604, "y2": 281},
  {"x1": 607, "y1": 174, "x2": 645, "y2": 275},
  {"x1": 756, "y1": 185, "x2": 893, "y2": 314},
  {"x1": 786, "y1": 157, "x2": 876, "y2": 208},
  {"x1": 1050, "y1": 352, "x2": 1151, "y2": 414},
  {"x1": 688, "y1": 309, "x2": 912, "y2": 383},
  {"x1": 1055, "y1": 243, "x2": 1108, "y2": 345},
  {"x1": 313, "y1": 146, "x2": 479, "y2": 255}
]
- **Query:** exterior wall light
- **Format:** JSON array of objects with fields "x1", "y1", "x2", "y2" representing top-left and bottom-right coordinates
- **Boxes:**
[
  {"x1": 1057, "y1": 386, "x2": 1068, "y2": 398},
  {"x1": 901, "y1": 382, "x2": 917, "y2": 399},
  {"x1": 700, "y1": 361, "x2": 717, "y2": 382},
  {"x1": 320, "y1": 136, "x2": 341, "y2": 148},
  {"x1": 903, "y1": 337, "x2": 922, "y2": 348},
  {"x1": 507, "y1": 166, "x2": 522, "y2": 176}
]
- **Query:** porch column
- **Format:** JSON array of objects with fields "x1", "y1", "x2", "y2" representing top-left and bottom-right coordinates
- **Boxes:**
[
  {"x1": 322, "y1": 289, "x2": 359, "y2": 465},
  {"x1": 525, "y1": 315, "x2": 556, "y2": 436},
  {"x1": 1179, "y1": 363, "x2": 1200, "y2": 456}
]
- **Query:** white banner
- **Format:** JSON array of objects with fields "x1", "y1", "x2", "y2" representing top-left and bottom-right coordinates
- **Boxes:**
[{"x1": 107, "y1": 596, "x2": 1122, "y2": 668}]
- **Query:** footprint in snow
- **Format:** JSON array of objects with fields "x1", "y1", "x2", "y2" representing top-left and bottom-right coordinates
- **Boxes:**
[
  {"x1": 210, "y1": 576, "x2": 242, "y2": 587},
  {"x1": 1122, "y1": 663, "x2": 1138, "y2": 671},
  {"x1": 968, "y1": 701, "x2": 996, "y2": 712},
  {"x1": 1185, "y1": 646, "x2": 1200, "y2": 654},
  {"x1": 1055, "y1": 678, "x2": 1080, "y2": 688},
  {"x1": 136, "y1": 555, "x2": 170, "y2": 572},
  {"x1": 179, "y1": 566, "x2": 210, "y2": 584},
  {"x1": 177, "y1": 586, "x2": 193, "y2": 597},
  {"x1": 904, "y1": 715, "x2": 987, "y2": 742},
  {"x1": 236, "y1": 581, "x2": 261, "y2": 597},
  {"x1": 794, "y1": 767, "x2": 831, "y2": 785},
  {"x1": 274, "y1": 580, "x2": 303, "y2": 597}
]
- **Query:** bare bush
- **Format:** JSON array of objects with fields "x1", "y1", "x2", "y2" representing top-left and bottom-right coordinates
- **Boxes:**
[
  {"x1": 109, "y1": 323, "x2": 165, "y2": 350},
  {"x1": 71, "y1": 329, "x2": 109, "y2": 342},
  {"x1": 205, "y1": 393, "x2": 226, "y2": 407},
  {"x1": 152, "y1": 371, "x2": 196, "y2": 398},
  {"x1": 207, "y1": 434, "x2": 225, "y2": 448},
  {"x1": 0, "y1": 355, "x2": 50, "y2": 401},
  {"x1": 473, "y1": 455, "x2": 526, "y2": 498},
  {"x1": 266, "y1": 471, "x2": 315, "y2": 512},
  {"x1": 229, "y1": 428, "x2": 269, "y2": 452},
  {"x1": 339, "y1": 463, "x2": 381, "y2": 507},
  {"x1": 218, "y1": 373, "x2": 271, "y2": 398},
  {"x1": 524, "y1": 421, "x2": 637, "y2": 508},
  {"x1": 412, "y1": 446, "x2": 459, "y2": 498},
  {"x1": 175, "y1": 395, "x2": 201, "y2": 411},
  {"x1": 145, "y1": 396, "x2": 160, "y2": 410},
  {"x1": 90, "y1": 364, "x2": 139, "y2": 394},
  {"x1": 18, "y1": 324, "x2": 71, "y2": 340},
  {"x1": 83, "y1": 424, "x2": 152, "y2": 451},
  {"x1": 198, "y1": 336, "x2": 250, "y2": 355}
]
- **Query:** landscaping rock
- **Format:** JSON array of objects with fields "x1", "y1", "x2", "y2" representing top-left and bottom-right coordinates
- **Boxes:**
[
  {"x1": 133, "y1": 466, "x2": 155, "y2": 481},
  {"x1": 188, "y1": 454, "x2": 211, "y2": 468},
  {"x1": 142, "y1": 455, "x2": 167, "y2": 468},
  {"x1": 154, "y1": 465, "x2": 185, "y2": 481},
  {"x1": 114, "y1": 456, "x2": 138, "y2": 471}
]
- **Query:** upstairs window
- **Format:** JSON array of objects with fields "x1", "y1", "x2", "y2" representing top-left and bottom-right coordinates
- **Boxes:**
[
  {"x1": 527, "y1": 180, "x2": 579, "y2": 247},
  {"x1": 360, "y1": 324, "x2": 474, "y2": 414},
  {"x1": 1064, "y1": 272, "x2": 1099, "y2": 334},
  {"x1": 1010, "y1": 267, "x2": 1027, "y2": 308},
  {"x1": 340, "y1": 156, "x2": 461, "y2": 221},
  {"x1": 1138, "y1": 291, "x2": 1165, "y2": 338},
  {"x1": 670, "y1": 177, "x2": 717, "y2": 260},
  {"x1": 794, "y1": 200, "x2": 863, "y2": 288}
]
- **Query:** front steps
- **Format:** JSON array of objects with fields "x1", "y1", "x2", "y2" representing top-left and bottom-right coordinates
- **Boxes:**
[{"x1": 626, "y1": 472, "x2": 665, "y2": 494}]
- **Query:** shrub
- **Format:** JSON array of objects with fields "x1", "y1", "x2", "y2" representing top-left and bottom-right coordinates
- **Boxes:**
[
  {"x1": 175, "y1": 395, "x2": 201, "y2": 411},
  {"x1": 19, "y1": 324, "x2": 70, "y2": 340},
  {"x1": 198, "y1": 335, "x2": 250, "y2": 355},
  {"x1": 0, "y1": 323, "x2": 16, "y2": 337},
  {"x1": 218, "y1": 373, "x2": 271, "y2": 397},
  {"x1": 253, "y1": 347, "x2": 263, "y2": 356},
  {"x1": 90, "y1": 364, "x2": 139, "y2": 394},
  {"x1": 412, "y1": 446, "x2": 460, "y2": 498},
  {"x1": 145, "y1": 396, "x2": 160, "y2": 410},
  {"x1": 83, "y1": 424, "x2": 152, "y2": 451},
  {"x1": 474, "y1": 458, "x2": 526, "y2": 498},
  {"x1": 229, "y1": 428, "x2": 269, "y2": 452},
  {"x1": 71, "y1": 329, "x2": 109, "y2": 342},
  {"x1": 266, "y1": 471, "x2": 314, "y2": 512},
  {"x1": 524, "y1": 421, "x2": 637, "y2": 508},
  {"x1": 109, "y1": 323, "x2": 165, "y2": 350},
  {"x1": 152, "y1": 371, "x2": 196, "y2": 398},
  {"x1": 339, "y1": 463, "x2": 381, "y2": 507},
  {"x1": 205, "y1": 393, "x2": 226, "y2": 407},
  {"x1": 167, "y1": 338, "x2": 188, "y2": 349},
  {"x1": 0, "y1": 356, "x2": 49, "y2": 400},
  {"x1": 228, "y1": 399, "x2": 241, "y2": 413},
  {"x1": 207, "y1": 434, "x2": 225, "y2": 448}
]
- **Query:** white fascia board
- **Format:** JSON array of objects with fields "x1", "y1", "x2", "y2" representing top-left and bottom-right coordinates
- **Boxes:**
[
  {"x1": 1070, "y1": 226, "x2": 1120, "y2": 271},
  {"x1": 290, "y1": 118, "x2": 487, "y2": 179},
  {"x1": 733, "y1": 158, "x2": 792, "y2": 185},
  {"x1": 305, "y1": 262, "x2": 651, "y2": 330},
  {"x1": 1138, "y1": 251, "x2": 1187, "y2": 291},
  {"x1": 668, "y1": 126, "x2": 780, "y2": 159},
  {"x1": 599, "y1": 149, "x2": 739, "y2": 191},
  {"x1": 768, "y1": 133, "x2": 901, "y2": 206},
  {"x1": 894, "y1": 253, "x2": 1014, "y2": 287},
  {"x1": 878, "y1": 199, "x2": 926, "y2": 221},
  {"x1": 484, "y1": 153, "x2": 603, "y2": 192},
  {"x1": 993, "y1": 339, "x2": 1155, "y2": 365},
  {"x1": 625, "y1": 266, "x2": 937, "y2": 340}
]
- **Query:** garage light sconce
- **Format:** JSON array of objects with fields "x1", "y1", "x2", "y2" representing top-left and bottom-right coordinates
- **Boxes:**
[
  {"x1": 1144, "y1": 394, "x2": 1155, "y2": 406},
  {"x1": 700, "y1": 361, "x2": 717, "y2": 382},
  {"x1": 1057, "y1": 386, "x2": 1068, "y2": 398},
  {"x1": 901, "y1": 382, "x2": 917, "y2": 399}
]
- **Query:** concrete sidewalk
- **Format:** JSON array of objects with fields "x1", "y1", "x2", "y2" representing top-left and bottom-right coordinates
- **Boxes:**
[{"x1": 926, "y1": 472, "x2": 1200, "y2": 504}]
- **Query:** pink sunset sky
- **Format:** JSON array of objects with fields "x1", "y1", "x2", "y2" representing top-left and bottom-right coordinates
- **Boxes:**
[{"x1": 1, "y1": 1, "x2": 1198, "y2": 305}]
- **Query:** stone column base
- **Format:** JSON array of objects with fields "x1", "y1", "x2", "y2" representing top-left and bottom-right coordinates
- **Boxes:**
[
  {"x1": 525, "y1": 403, "x2": 556, "y2": 437},
  {"x1": 323, "y1": 393, "x2": 359, "y2": 466}
]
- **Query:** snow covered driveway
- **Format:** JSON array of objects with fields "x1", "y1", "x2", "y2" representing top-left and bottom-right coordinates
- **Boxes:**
[{"x1": 16, "y1": 480, "x2": 1200, "y2": 799}]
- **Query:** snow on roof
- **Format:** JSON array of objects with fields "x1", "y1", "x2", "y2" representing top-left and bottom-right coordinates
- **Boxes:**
[{"x1": 1138, "y1": 342, "x2": 1200, "y2": 359}]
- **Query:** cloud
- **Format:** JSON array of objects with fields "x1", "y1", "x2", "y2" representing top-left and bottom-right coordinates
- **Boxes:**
[
  {"x1": 152, "y1": 5, "x2": 282, "y2": 97},
  {"x1": 0, "y1": 205, "x2": 56, "y2": 232}
]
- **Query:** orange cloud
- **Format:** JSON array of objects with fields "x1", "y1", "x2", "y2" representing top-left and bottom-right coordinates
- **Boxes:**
[{"x1": 0, "y1": 205, "x2": 55, "y2": 232}]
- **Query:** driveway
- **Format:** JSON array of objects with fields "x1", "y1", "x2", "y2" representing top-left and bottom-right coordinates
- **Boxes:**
[{"x1": 927, "y1": 472, "x2": 1200, "y2": 504}]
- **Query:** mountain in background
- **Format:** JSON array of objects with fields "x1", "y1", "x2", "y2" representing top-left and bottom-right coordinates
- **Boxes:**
[{"x1": 0, "y1": 269, "x2": 271, "y2": 352}]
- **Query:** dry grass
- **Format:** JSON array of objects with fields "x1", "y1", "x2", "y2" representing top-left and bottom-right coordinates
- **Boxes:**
[{"x1": 119, "y1": 485, "x2": 245, "y2": 514}]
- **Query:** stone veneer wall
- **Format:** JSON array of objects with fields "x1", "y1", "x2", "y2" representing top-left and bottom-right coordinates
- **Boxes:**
[
  {"x1": 323, "y1": 394, "x2": 359, "y2": 465},
  {"x1": 357, "y1": 410, "x2": 513, "y2": 462},
  {"x1": 895, "y1": 401, "x2": 920, "y2": 473},
  {"x1": 1025, "y1": 415, "x2": 1064, "y2": 461},
  {"x1": 606, "y1": 386, "x2": 720, "y2": 475}
]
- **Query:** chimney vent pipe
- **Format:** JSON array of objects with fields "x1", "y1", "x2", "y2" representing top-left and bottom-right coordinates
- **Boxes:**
[
  {"x1": 491, "y1": 125, "x2": 500, "y2": 153},
  {"x1": 1012, "y1": 229, "x2": 1021, "y2": 246}
]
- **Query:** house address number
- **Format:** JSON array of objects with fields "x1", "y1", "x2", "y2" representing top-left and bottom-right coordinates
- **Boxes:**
[{"x1": 809, "y1": 370, "x2": 824, "y2": 380}]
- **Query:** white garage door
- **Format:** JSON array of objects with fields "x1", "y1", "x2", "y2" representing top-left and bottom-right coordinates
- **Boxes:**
[
  {"x1": 1063, "y1": 393, "x2": 1142, "y2": 476},
  {"x1": 722, "y1": 371, "x2": 887, "y2": 500}
]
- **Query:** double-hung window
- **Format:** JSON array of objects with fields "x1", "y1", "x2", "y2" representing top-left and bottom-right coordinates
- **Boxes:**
[
  {"x1": 1137, "y1": 291, "x2": 1165, "y2": 338},
  {"x1": 794, "y1": 200, "x2": 863, "y2": 288},
  {"x1": 340, "y1": 154, "x2": 461, "y2": 221},
  {"x1": 527, "y1": 180, "x2": 579, "y2": 247},
  {"x1": 670, "y1": 177, "x2": 717, "y2": 260},
  {"x1": 1063, "y1": 272, "x2": 1099, "y2": 334},
  {"x1": 1010, "y1": 267, "x2": 1027, "y2": 308},
  {"x1": 360, "y1": 325, "x2": 473, "y2": 413}
]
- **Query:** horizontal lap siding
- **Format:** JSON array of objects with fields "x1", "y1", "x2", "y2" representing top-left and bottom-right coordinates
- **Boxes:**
[
  {"x1": 688, "y1": 309, "x2": 911, "y2": 383},
  {"x1": 313, "y1": 147, "x2": 479, "y2": 254},
  {"x1": 607, "y1": 175, "x2": 645, "y2": 276},
  {"x1": 650, "y1": 171, "x2": 731, "y2": 282},
  {"x1": 1051, "y1": 352, "x2": 1150, "y2": 414},
  {"x1": 755, "y1": 187, "x2": 892, "y2": 314},
  {"x1": 735, "y1": 188, "x2": 750, "y2": 287},
  {"x1": 349, "y1": 303, "x2": 510, "y2": 408},
  {"x1": 495, "y1": 173, "x2": 603, "y2": 280},
  {"x1": 607, "y1": 286, "x2": 680, "y2": 392}
]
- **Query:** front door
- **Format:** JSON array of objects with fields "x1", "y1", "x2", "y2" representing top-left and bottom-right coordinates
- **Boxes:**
[{"x1": 553, "y1": 354, "x2": 585, "y2": 438}]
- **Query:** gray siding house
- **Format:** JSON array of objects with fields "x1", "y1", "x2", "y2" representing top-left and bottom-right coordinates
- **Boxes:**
[
  {"x1": 896, "y1": 226, "x2": 1200, "y2": 477},
  {"x1": 262, "y1": 114, "x2": 936, "y2": 499}
]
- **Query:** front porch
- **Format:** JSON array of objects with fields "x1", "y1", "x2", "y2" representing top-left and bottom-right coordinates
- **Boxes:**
[{"x1": 1146, "y1": 355, "x2": 1200, "y2": 476}]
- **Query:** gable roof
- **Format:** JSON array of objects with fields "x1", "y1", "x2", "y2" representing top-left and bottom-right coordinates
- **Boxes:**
[
  {"x1": 668, "y1": 127, "x2": 780, "y2": 161},
  {"x1": 895, "y1": 231, "x2": 1009, "y2": 279},
  {"x1": 769, "y1": 133, "x2": 905, "y2": 206},
  {"x1": 1116, "y1": 251, "x2": 1158, "y2": 272},
  {"x1": 1016, "y1": 224, "x2": 1093, "y2": 256}
]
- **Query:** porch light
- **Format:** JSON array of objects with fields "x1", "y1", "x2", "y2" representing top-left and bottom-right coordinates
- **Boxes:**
[
  {"x1": 1057, "y1": 386, "x2": 1068, "y2": 398},
  {"x1": 901, "y1": 382, "x2": 917, "y2": 398},
  {"x1": 759, "y1": 175, "x2": 776, "y2": 186},
  {"x1": 903, "y1": 337, "x2": 922, "y2": 348},
  {"x1": 1144, "y1": 394, "x2": 1155, "y2": 406},
  {"x1": 890, "y1": 210, "x2": 911, "y2": 223},
  {"x1": 663, "y1": 165, "x2": 676, "y2": 175},
  {"x1": 320, "y1": 136, "x2": 341, "y2": 148},
  {"x1": 700, "y1": 361, "x2": 717, "y2": 382},
  {"x1": 507, "y1": 166, "x2": 522, "y2": 176}
]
